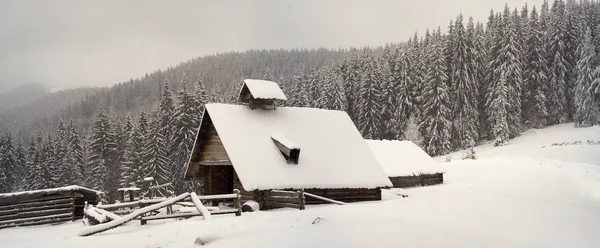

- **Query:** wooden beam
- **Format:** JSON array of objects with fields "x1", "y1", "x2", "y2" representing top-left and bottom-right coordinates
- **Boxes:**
[{"x1": 198, "y1": 160, "x2": 231, "y2": 166}]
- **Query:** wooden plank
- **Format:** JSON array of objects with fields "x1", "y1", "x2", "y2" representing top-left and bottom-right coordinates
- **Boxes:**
[
  {"x1": 303, "y1": 192, "x2": 346, "y2": 205},
  {"x1": 0, "y1": 198, "x2": 72, "y2": 211},
  {"x1": 196, "y1": 193, "x2": 237, "y2": 200},
  {"x1": 141, "y1": 212, "x2": 202, "y2": 222},
  {"x1": 16, "y1": 207, "x2": 72, "y2": 220},
  {"x1": 20, "y1": 203, "x2": 73, "y2": 213},
  {"x1": 264, "y1": 196, "x2": 302, "y2": 204},
  {"x1": 0, "y1": 212, "x2": 72, "y2": 225},
  {"x1": 265, "y1": 202, "x2": 300, "y2": 209},
  {"x1": 0, "y1": 216, "x2": 73, "y2": 229},
  {"x1": 265, "y1": 190, "x2": 299, "y2": 198},
  {"x1": 18, "y1": 194, "x2": 72, "y2": 204},
  {"x1": 211, "y1": 209, "x2": 240, "y2": 215},
  {"x1": 198, "y1": 160, "x2": 231, "y2": 166}
]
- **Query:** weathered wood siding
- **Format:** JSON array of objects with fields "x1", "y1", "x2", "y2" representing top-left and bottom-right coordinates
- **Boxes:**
[
  {"x1": 187, "y1": 111, "x2": 232, "y2": 181},
  {"x1": 389, "y1": 173, "x2": 444, "y2": 188},
  {"x1": 302, "y1": 188, "x2": 381, "y2": 204}
]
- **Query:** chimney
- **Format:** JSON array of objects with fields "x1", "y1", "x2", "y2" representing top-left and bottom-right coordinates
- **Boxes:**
[{"x1": 238, "y1": 79, "x2": 287, "y2": 110}]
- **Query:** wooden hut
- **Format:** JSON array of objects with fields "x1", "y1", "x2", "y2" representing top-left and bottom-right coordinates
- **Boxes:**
[
  {"x1": 185, "y1": 79, "x2": 391, "y2": 209},
  {"x1": 0, "y1": 185, "x2": 101, "y2": 229},
  {"x1": 366, "y1": 140, "x2": 446, "y2": 188}
]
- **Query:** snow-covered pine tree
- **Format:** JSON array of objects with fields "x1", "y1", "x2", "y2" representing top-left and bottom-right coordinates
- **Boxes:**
[
  {"x1": 474, "y1": 22, "x2": 489, "y2": 139},
  {"x1": 88, "y1": 112, "x2": 116, "y2": 198},
  {"x1": 546, "y1": 0, "x2": 570, "y2": 124},
  {"x1": 170, "y1": 82, "x2": 203, "y2": 193},
  {"x1": 574, "y1": 24, "x2": 600, "y2": 127},
  {"x1": 65, "y1": 120, "x2": 85, "y2": 185},
  {"x1": 13, "y1": 141, "x2": 26, "y2": 191},
  {"x1": 523, "y1": 6, "x2": 549, "y2": 129},
  {"x1": 404, "y1": 115, "x2": 423, "y2": 148},
  {"x1": 148, "y1": 82, "x2": 176, "y2": 195},
  {"x1": 43, "y1": 134, "x2": 58, "y2": 188},
  {"x1": 488, "y1": 72, "x2": 510, "y2": 147},
  {"x1": 23, "y1": 134, "x2": 42, "y2": 190},
  {"x1": 0, "y1": 134, "x2": 15, "y2": 192},
  {"x1": 450, "y1": 14, "x2": 479, "y2": 149},
  {"x1": 144, "y1": 112, "x2": 171, "y2": 196},
  {"x1": 497, "y1": 6, "x2": 524, "y2": 138},
  {"x1": 55, "y1": 119, "x2": 70, "y2": 186},
  {"x1": 342, "y1": 50, "x2": 363, "y2": 122},
  {"x1": 316, "y1": 65, "x2": 336, "y2": 110},
  {"x1": 565, "y1": 0, "x2": 582, "y2": 118},
  {"x1": 394, "y1": 47, "x2": 414, "y2": 139},
  {"x1": 381, "y1": 49, "x2": 400, "y2": 140},
  {"x1": 357, "y1": 51, "x2": 384, "y2": 139},
  {"x1": 421, "y1": 28, "x2": 452, "y2": 156},
  {"x1": 119, "y1": 116, "x2": 135, "y2": 187}
]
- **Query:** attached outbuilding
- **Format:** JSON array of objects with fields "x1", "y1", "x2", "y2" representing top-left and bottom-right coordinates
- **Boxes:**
[
  {"x1": 366, "y1": 140, "x2": 446, "y2": 188},
  {"x1": 0, "y1": 185, "x2": 101, "y2": 229},
  {"x1": 185, "y1": 79, "x2": 392, "y2": 208}
]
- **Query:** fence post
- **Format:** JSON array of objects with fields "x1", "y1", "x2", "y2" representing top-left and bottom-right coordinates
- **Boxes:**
[
  {"x1": 233, "y1": 189, "x2": 241, "y2": 216},
  {"x1": 298, "y1": 188, "x2": 306, "y2": 210}
]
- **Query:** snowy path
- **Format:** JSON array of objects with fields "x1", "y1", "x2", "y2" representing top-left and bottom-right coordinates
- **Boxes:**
[{"x1": 1, "y1": 124, "x2": 599, "y2": 247}]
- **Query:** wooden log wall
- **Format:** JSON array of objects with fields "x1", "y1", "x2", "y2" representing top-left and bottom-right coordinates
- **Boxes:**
[
  {"x1": 303, "y1": 188, "x2": 381, "y2": 204},
  {"x1": 389, "y1": 173, "x2": 444, "y2": 188},
  {"x1": 262, "y1": 190, "x2": 305, "y2": 210},
  {"x1": 0, "y1": 194, "x2": 75, "y2": 229}
]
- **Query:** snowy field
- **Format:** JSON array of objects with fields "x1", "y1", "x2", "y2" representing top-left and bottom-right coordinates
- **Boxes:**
[{"x1": 1, "y1": 123, "x2": 599, "y2": 248}]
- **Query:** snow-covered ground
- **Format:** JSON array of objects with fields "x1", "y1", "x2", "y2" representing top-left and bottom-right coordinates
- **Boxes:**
[{"x1": 1, "y1": 123, "x2": 599, "y2": 248}]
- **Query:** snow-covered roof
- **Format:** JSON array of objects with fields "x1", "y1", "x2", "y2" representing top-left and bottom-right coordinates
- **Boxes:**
[
  {"x1": 191, "y1": 103, "x2": 392, "y2": 190},
  {"x1": 366, "y1": 140, "x2": 447, "y2": 177},
  {"x1": 0, "y1": 185, "x2": 102, "y2": 202},
  {"x1": 238, "y1": 79, "x2": 287, "y2": 101}
]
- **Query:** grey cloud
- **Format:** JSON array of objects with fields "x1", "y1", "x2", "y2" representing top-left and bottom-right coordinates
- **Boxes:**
[{"x1": 0, "y1": 0, "x2": 544, "y2": 93}]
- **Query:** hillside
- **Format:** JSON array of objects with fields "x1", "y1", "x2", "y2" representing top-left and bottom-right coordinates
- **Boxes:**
[
  {"x1": 1, "y1": 123, "x2": 598, "y2": 247},
  {"x1": 0, "y1": 83, "x2": 49, "y2": 113},
  {"x1": 0, "y1": 48, "x2": 350, "y2": 137},
  {"x1": 0, "y1": 87, "x2": 101, "y2": 136}
]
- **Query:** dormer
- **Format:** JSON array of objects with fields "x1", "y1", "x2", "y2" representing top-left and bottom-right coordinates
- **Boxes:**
[{"x1": 238, "y1": 79, "x2": 287, "y2": 110}]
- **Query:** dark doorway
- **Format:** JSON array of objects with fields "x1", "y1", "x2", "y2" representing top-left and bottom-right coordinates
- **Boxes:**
[{"x1": 206, "y1": 166, "x2": 234, "y2": 195}]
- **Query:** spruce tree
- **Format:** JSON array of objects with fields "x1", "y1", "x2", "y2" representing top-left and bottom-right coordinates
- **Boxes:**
[
  {"x1": 357, "y1": 51, "x2": 384, "y2": 139},
  {"x1": 574, "y1": 24, "x2": 600, "y2": 126},
  {"x1": 119, "y1": 117, "x2": 135, "y2": 187},
  {"x1": 421, "y1": 29, "x2": 452, "y2": 156},
  {"x1": 66, "y1": 120, "x2": 85, "y2": 185},
  {"x1": 170, "y1": 82, "x2": 203, "y2": 193},
  {"x1": 55, "y1": 119, "x2": 70, "y2": 185},
  {"x1": 523, "y1": 6, "x2": 549, "y2": 128},
  {"x1": 88, "y1": 112, "x2": 116, "y2": 198},
  {"x1": 488, "y1": 72, "x2": 510, "y2": 146},
  {"x1": 451, "y1": 14, "x2": 479, "y2": 149},
  {"x1": 547, "y1": 0, "x2": 570, "y2": 124}
]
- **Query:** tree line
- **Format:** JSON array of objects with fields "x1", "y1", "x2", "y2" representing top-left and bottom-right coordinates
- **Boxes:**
[
  {"x1": 0, "y1": 81, "x2": 207, "y2": 201},
  {"x1": 1, "y1": 0, "x2": 600, "y2": 196}
]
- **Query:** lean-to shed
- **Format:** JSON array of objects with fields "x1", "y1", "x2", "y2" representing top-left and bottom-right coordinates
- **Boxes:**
[
  {"x1": 366, "y1": 140, "x2": 446, "y2": 188},
  {"x1": 185, "y1": 79, "x2": 391, "y2": 208}
]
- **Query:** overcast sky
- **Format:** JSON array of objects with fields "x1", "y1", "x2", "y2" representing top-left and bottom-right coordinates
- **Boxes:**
[{"x1": 0, "y1": 0, "x2": 543, "y2": 93}]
